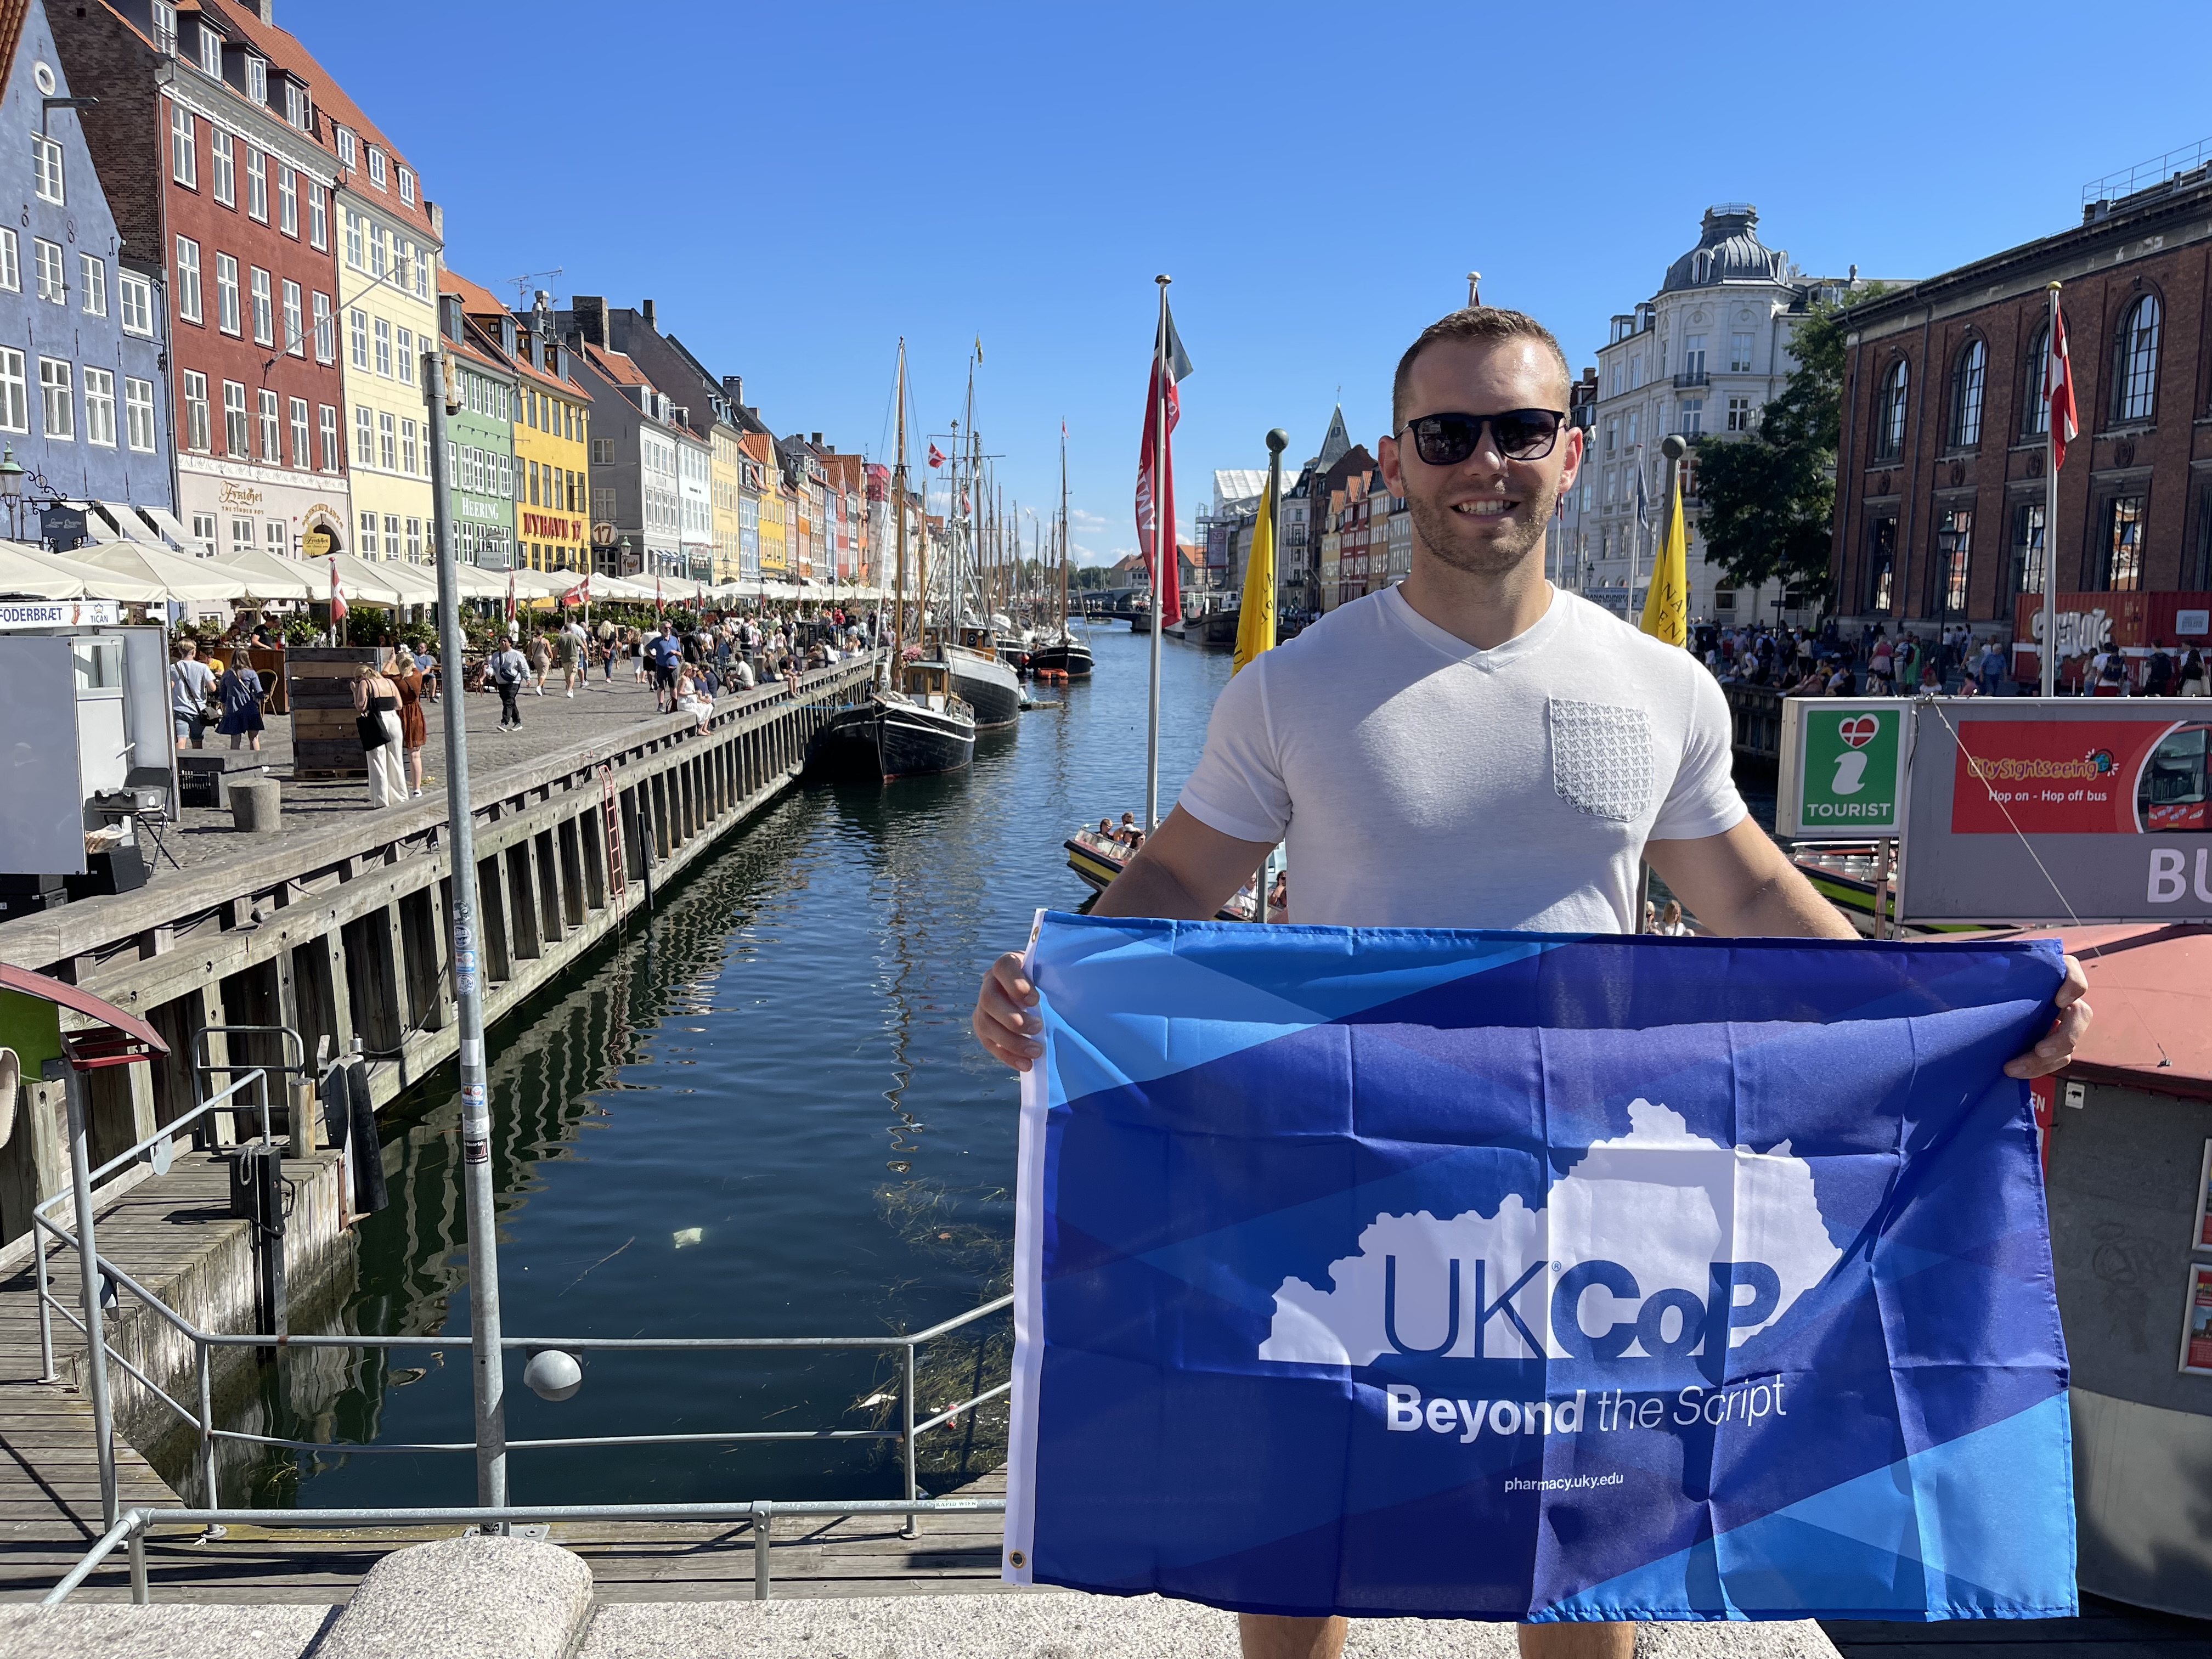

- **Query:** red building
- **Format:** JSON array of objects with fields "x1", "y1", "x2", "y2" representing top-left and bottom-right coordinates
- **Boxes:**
[
  {"x1": 57, "y1": 0, "x2": 352, "y2": 560},
  {"x1": 1830, "y1": 165, "x2": 2212, "y2": 674}
]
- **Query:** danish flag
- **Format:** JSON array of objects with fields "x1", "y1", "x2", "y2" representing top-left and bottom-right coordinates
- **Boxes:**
[
  {"x1": 927, "y1": 444, "x2": 946, "y2": 469},
  {"x1": 2047, "y1": 302, "x2": 2078, "y2": 472},
  {"x1": 328, "y1": 557, "x2": 346, "y2": 623}
]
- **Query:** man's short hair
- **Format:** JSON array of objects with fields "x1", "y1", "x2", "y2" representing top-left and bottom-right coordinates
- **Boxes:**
[{"x1": 1392, "y1": 307, "x2": 1572, "y2": 430}]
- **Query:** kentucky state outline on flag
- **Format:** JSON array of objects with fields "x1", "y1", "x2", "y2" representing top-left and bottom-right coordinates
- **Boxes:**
[{"x1": 1003, "y1": 914, "x2": 2075, "y2": 1622}]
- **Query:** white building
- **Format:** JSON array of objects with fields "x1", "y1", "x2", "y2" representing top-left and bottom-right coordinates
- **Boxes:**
[
  {"x1": 676, "y1": 430, "x2": 713, "y2": 582},
  {"x1": 1583, "y1": 205, "x2": 1865, "y2": 629}
]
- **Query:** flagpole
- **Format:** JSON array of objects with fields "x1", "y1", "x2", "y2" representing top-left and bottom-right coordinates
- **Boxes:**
[
  {"x1": 2041, "y1": 281, "x2": 2061, "y2": 699},
  {"x1": 1147, "y1": 274, "x2": 1170, "y2": 833}
]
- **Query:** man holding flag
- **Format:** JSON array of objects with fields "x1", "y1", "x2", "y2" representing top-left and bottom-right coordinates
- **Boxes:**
[{"x1": 975, "y1": 304, "x2": 2090, "y2": 1659}]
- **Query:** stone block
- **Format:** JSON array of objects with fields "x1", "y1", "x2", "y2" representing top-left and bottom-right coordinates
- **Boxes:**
[
  {"x1": 318, "y1": 1534, "x2": 594, "y2": 1659},
  {"x1": 230, "y1": 780, "x2": 283, "y2": 834},
  {"x1": 0, "y1": 1604, "x2": 333, "y2": 1659}
]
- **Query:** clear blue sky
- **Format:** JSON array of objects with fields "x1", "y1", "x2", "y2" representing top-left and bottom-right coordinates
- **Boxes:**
[{"x1": 316, "y1": 1, "x2": 2212, "y2": 566}]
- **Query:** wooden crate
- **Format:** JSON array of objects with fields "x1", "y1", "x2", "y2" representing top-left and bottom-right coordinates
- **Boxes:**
[{"x1": 284, "y1": 648, "x2": 384, "y2": 778}]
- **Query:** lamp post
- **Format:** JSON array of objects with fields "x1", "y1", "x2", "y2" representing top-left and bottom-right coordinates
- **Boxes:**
[{"x1": 0, "y1": 444, "x2": 24, "y2": 541}]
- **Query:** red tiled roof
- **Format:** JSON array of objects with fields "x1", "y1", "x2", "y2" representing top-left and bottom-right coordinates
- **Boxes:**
[
  {"x1": 439, "y1": 267, "x2": 508, "y2": 318},
  {"x1": 580, "y1": 342, "x2": 652, "y2": 391}
]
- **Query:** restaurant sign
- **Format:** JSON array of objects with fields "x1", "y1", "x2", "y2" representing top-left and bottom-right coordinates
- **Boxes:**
[{"x1": 0, "y1": 599, "x2": 120, "y2": 629}]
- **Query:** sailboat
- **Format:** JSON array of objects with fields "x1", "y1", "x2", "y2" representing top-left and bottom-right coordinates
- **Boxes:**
[
  {"x1": 1027, "y1": 425, "x2": 1092, "y2": 679},
  {"x1": 935, "y1": 402, "x2": 1022, "y2": 730},
  {"x1": 809, "y1": 341, "x2": 975, "y2": 782}
]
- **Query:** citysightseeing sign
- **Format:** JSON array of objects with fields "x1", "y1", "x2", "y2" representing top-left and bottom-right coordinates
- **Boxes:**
[{"x1": 1780, "y1": 697, "x2": 2212, "y2": 922}]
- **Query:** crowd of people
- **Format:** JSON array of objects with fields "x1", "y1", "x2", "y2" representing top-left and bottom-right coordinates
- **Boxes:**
[{"x1": 1697, "y1": 618, "x2": 2209, "y2": 699}]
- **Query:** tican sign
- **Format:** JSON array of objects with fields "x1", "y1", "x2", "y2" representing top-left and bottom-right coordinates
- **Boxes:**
[{"x1": 0, "y1": 600, "x2": 120, "y2": 629}]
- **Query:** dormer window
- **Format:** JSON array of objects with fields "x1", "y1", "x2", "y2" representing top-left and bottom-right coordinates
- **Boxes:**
[
  {"x1": 245, "y1": 55, "x2": 267, "y2": 104},
  {"x1": 196, "y1": 23, "x2": 222, "y2": 78},
  {"x1": 397, "y1": 166, "x2": 415, "y2": 205},
  {"x1": 150, "y1": 1, "x2": 177, "y2": 54},
  {"x1": 336, "y1": 127, "x2": 356, "y2": 169},
  {"x1": 284, "y1": 81, "x2": 311, "y2": 131},
  {"x1": 366, "y1": 146, "x2": 386, "y2": 189}
]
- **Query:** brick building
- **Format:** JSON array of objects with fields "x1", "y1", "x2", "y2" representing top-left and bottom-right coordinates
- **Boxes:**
[{"x1": 1831, "y1": 167, "x2": 2212, "y2": 668}]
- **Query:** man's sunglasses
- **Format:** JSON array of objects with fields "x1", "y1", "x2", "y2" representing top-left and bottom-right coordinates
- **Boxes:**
[{"x1": 1396, "y1": 409, "x2": 1568, "y2": 466}]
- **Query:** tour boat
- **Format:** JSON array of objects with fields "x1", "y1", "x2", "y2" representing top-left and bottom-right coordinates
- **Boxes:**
[{"x1": 1064, "y1": 825, "x2": 1261, "y2": 922}]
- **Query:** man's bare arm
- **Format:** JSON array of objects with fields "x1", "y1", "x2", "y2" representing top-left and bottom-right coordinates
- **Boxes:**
[
  {"x1": 1645, "y1": 817, "x2": 2091, "y2": 1080},
  {"x1": 970, "y1": 808, "x2": 1277, "y2": 1071}
]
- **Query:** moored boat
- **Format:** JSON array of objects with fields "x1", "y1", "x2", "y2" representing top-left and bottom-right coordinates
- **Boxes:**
[
  {"x1": 809, "y1": 661, "x2": 975, "y2": 782},
  {"x1": 1065, "y1": 823, "x2": 1259, "y2": 922},
  {"x1": 944, "y1": 629, "x2": 1022, "y2": 730}
]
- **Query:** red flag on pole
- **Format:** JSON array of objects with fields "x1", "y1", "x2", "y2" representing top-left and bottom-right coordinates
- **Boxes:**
[
  {"x1": 1136, "y1": 301, "x2": 1192, "y2": 621},
  {"x1": 328, "y1": 557, "x2": 347, "y2": 623},
  {"x1": 2047, "y1": 303, "x2": 2078, "y2": 472},
  {"x1": 561, "y1": 572, "x2": 590, "y2": 608},
  {"x1": 927, "y1": 443, "x2": 945, "y2": 469},
  {"x1": 654, "y1": 577, "x2": 664, "y2": 618},
  {"x1": 505, "y1": 567, "x2": 516, "y2": 620}
]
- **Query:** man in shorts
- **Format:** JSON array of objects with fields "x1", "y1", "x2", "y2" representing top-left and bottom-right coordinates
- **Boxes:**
[
  {"x1": 972, "y1": 306, "x2": 2090, "y2": 1659},
  {"x1": 651, "y1": 622, "x2": 681, "y2": 712},
  {"x1": 168, "y1": 638, "x2": 216, "y2": 749}
]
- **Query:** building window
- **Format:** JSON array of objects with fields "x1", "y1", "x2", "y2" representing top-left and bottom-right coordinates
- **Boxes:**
[
  {"x1": 2008, "y1": 502, "x2": 2045, "y2": 606},
  {"x1": 2098, "y1": 495, "x2": 2145, "y2": 590},
  {"x1": 250, "y1": 266, "x2": 272, "y2": 345},
  {"x1": 414, "y1": 244, "x2": 430, "y2": 298},
  {"x1": 187, "y1": 512, "x2": 214, "y2": 554},
  {"x1": 393, "y1": 239, "x2": 413, "y2": 295},
  {"x1": 0, "y1": 230, "x2": 16, "y2": 292},
  {"x1": 2020, "y1": 324, "x2": 2049, "y2": 437},
  {"x1": 1624, "y1": 411, "x2": 1639, "y2": 447},
  {"x1": 405, "y1": 517, "x2": 422, "y2": 561},
  {"x1": 592, "y1": 437, "x2": 614, "y2": 464},
  {"x1": 281, "y1": 279, "x2": 302, "y2": 356},
  {"x1": 168, "y1": 104, "x2": 194, "y2": 187},
  {"x1": 383, "y1": 512, "x2": 399, "y2": 560},
  {"x1": 355, "y1": 404, "x2": 372, "y2": 469},
  {"x1": 150, "y1": 1, "x2": 177, "y2": 53},
  {"x1": 1682, "y1": 333, "x2": 1706, "y2": 379},
  {"x1": 1603, "y1": 417, "x2": 1616, "y2": 454},
  {"x1": 377, "y1": 410, "x2": 396, "y2": 471},
  {"x1": 1948, "y1": 338, "x2": 1985, "y2": 449},
  {"x1": 174, "y1": 236, "x2": 200, "y2": 321},
  {"x1": 119, "y1": 269, "x2": 151, "y2": 334},
  {"x1": 124, "y1": 376, "x2": 155, "y2": 452},
  {"x1": 398, "y1": 165, "x2": 416, "y2": 205},
  {"x1": 1728, "y1": 331, "x2": 1753, "y2": 374},
  {"x1": 77, "y1": 253, "x2": 104, "y2": 317},
  {"x1": 39, "y1": 358, "x2": 71, "y2": 439},
  {"x1": 1678, "y1": 398, "x2": 1703, "y2": 436},
  {"x1": 83, "y1": 368, "x2": 115, "y2": 447},
  {"x1": 257, "y1": 388, "x2": 279, "y2": 460},
  {"x1": 373, "y1": 316, "x2": 391, "y2": 377},
  {"x1": 214, "y1": 252, "x2": 239, "y2": 332},
  {"x1": 336, "y1": 127, "x2": 356, "y2": 170},
  {"x1": 210, "y1": 128, "x2": 234, "y2": 206},
  {"x1": 1874, "y1": 359, "x2": 1909, "y2": 458},
  {"x1": 228, "y1": 517, "x2": 254, "y2": 555},
  {"x1": 2112, "y1": 294, "x2": 2160, "y2": 424},
  {"x1": 222, "y1": 379, "x2": 246, "y2": 455},
  {"x1": 343, "y1": 207, "x2": 362, "y2": 270},
  {"x1": 365, "y1": 146, "x2": 386, "y2": 189},
  {"x1": 349, "y1": 307, "x2": 368, "y2": 368},
  {"x1": 182, "y1": 370, "x2": 208, "y2": 451},
  {"x1": 285, "y1": 81, "x2": 308, "y2": 131},
  {"x1": 246, "y1": 149, "x2": 267, "y2": 221},
  {"x1": 285, "y1": 396, "x2": 308, "y2": 469},
  {"x1": 309, "y1": 184, "x2": 328, "y2": 250},
  {"x1": 358, "y1": 509, "x2": 376, "y2": 556},
  {"x1": 528, "y1": 459, "x2": 540, "y2": 506},
  {"x1": 32, "y1": 239, "x2": 63, "y2": 304},
  {"x1": 244, "y1": 54, "x2": 266, "y2": 104},
  {"x1": 319, "y1": 403, "x2": 338, "y2": 470},
  {"x1": 266, "y1": 520, "x2": 285, "y2": 555},
  {"x1": 0, "y1": 349, "x2": 26, "y2": 432},
  {"x1": 1933, "y1": 506, "x2": 1972, "y2": 615},
  {"x1": 313, "y1": 291, "x2": 333, "y2": 361},
  {"x1": 277, "y1": 164, "x2": 297, "y2": 236},
  {"x1": 31, "y1": 134, "x2": 63, "y2": 205},
  {"x1": 401, "y1": 416, "x2": 418, "y2": 475},
  {"x1": 1866, "y1": 514, "x2": 1897, "y2": 612},
  {"x1": 196, "y1": 21, "x2": 221, "y2": 77},
  {"x1": 1726, "y1": 396, "x2": 1754, "y2": 432},
  {"x1": 368, "y1": 221, "x2": 386, "y2": 280},
  {"x1": 396, "y1": 326, "x2": 414, "y2": 385}
]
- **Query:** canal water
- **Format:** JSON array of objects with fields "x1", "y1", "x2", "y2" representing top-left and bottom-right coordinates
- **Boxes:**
[{"x1": 238, "y1": 623, "x2": 1233, "y2": 1510}]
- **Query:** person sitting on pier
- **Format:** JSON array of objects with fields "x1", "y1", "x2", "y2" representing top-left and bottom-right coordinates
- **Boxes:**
[
  {"x1": 675, "y1": 666, "x2": 713, "y2": 733},
  {"x1": 730, "y1": 653, "x2": 757, "y2": 691}
]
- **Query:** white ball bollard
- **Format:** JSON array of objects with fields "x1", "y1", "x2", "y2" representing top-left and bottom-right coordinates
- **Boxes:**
[{"x1": 523, "y1": 1348, "x2": 583, "y2": 1402}]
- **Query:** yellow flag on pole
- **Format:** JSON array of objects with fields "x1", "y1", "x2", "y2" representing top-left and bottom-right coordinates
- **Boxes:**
[
  {"x1": 1232, "y1": 468, "x2": 1278, "y2": 674},
  {"x1": 1639, "y1": 465, "x2": 1688, "y2": 647}
]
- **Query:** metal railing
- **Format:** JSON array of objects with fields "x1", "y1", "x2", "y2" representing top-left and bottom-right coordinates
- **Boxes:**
[{"x1": 33, "y1": 1069, "x2": 1014, "y2": 1601}]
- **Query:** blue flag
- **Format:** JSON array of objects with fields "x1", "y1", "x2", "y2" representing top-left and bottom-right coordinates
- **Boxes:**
[{"x1": 1005, "y1": 915, "x2": 2074, "y2": 1622}]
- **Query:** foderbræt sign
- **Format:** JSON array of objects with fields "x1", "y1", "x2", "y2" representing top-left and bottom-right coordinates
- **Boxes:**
[{"x1": 1776, "y1": 701, "x2": 1908, "y2": 838}]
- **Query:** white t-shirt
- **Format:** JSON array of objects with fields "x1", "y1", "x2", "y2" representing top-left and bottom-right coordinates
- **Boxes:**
[{"x1": 1176, "y1": 585, "x2": 1745, "y2": 933}]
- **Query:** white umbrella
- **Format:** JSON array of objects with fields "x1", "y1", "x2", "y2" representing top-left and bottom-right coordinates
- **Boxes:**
[
  {"x1": 207, "y1": 546, "x2": 318, "y2": 602},
  {"x1": 320, "y1": 552, "x2": 412, "y2": 608},
  {"x1": 70, "y1": 539, "x2": 253, "y2": 601},
  {"x1": 0, "y1": 540, "x2": 87, "y2": 598}
]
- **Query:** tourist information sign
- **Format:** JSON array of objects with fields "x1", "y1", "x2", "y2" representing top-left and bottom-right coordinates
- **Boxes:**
[
  {"x1": 1896, "y1": 698, "x2": 2212, "y2": 923},
  {"x1": 1776, "y1": 699, "x2": 1910, "y2": 838}
]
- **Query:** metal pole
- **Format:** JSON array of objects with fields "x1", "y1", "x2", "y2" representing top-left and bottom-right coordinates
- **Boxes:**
[
  {"x1": 59, "y1": 1060, "x2": 118, "y2": 1528},
  {"x1": 900, "y1": 1342, "x2": 918, "y2": 1541},
  {"x1": 1146, "y1": 274, "x2": 1170, "y2": 831},
  {"x1": 2041, "y1": 282, "x2": 2061, "y2": 699},
  {"x1": 425, "y1": 346, "x2": 507, "y2": 1515},
  {"x1": 34, "y1": 1200, "x2": 54, "y2": 1381},
  {"x1": 752, "y1": 1506, "x2": 772, "y2": 1600}
]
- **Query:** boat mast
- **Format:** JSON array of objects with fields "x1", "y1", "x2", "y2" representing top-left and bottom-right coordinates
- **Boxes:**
[
  {"x1": 892, "y1": 338, "x2": 908, "y2": 685},
  {"x1": 1059, "y1": 423, "x2": 1070, "y2": 636}
]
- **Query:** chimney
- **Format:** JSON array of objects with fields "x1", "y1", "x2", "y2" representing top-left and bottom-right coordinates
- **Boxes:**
[
  {"x1": 723, "y1": 375, "x2": 742, "y2": 406},
  {"x1": 811, "y1": 432, "x2": 822, "y2": 447},
  {"x1": 251, "y1": 0, "x2": 275, "y2": 22},
  {"x1": 641, "y1": 297, "x2": 657, "y2": 332},
  {"x1": 533, "y1": 289, "x2": 553, "y2": 338},
  {"x1": 571, "y1": 296, "x2": 607, "y2": 347}
]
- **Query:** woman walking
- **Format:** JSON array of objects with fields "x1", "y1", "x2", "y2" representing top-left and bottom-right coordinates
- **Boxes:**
[
  {"x1": 216, "y1": 655, "x2": 265, "y2": 752},
  {"x1": 394, "y1": 651, "x2": 429, "y2": 798},
  {"x1": 527, "y1": 630, "x2": 552, "y2": 697},
  {"x1": 352, "y1": 656, "x2": 408, "y2": 808}
]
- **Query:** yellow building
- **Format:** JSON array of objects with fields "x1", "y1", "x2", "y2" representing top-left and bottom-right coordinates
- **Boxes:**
[
  {"x1": 709, "y1": 420, "x2": 744, "y2": 584},
  {"x1": 504, "y1": 298, "x2": 591, "y2": 575},
  {"x1": 323, "y1": 102, "x2": 439, "y2": 561},
  {"x1": 747, "y1": 430, "x2": 787, "y2": 580}
]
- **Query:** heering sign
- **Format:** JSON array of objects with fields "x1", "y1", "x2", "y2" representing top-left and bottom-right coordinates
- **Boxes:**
[
  {"x1": 1897, "y1": 698, "x2": 2212, "y2": 923},
  {"x1": 1775, "y1": 699, "x2": 1909, "y2": 838}
]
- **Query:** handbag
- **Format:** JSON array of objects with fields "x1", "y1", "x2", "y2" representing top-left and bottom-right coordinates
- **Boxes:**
[{"x1": 356, "y1": 712, "x2": 392, "y2": 749}]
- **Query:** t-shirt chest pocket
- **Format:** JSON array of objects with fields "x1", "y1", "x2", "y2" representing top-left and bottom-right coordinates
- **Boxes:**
[{"x1": 1548, "y1": 698, "x2": 1656, "y2": 824}]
